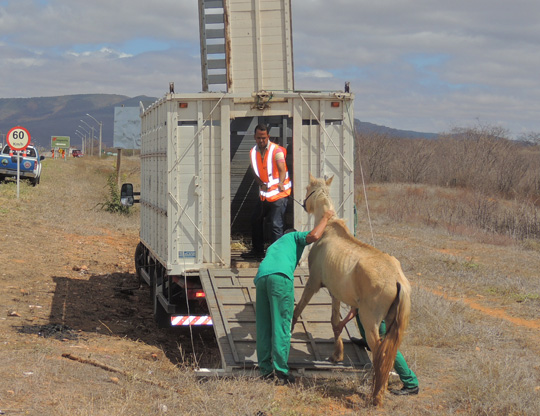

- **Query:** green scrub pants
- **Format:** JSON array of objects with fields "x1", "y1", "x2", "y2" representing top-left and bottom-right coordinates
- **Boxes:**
[
  {"x1": 255, "y1": 273, "x2": 294, "y2": 376},
  {"x1": 356, "y1": 316, "x2": 419, "y2": 389}
]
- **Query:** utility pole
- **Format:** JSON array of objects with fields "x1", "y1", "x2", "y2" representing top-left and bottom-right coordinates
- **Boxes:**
[
  {"x1": 78, "y1": 124, "x2": 93, "y2": 156},
  {"x1": 87, "y1": 113, "x2": 103, "y2": 158}
]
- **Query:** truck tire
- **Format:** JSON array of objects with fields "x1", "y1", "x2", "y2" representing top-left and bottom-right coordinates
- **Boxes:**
[
  {"x1": 134, "y1": 242, "x2": 145, "y2": 284},
  {"x1": 31, "y1": 176, "x2": 39, "y2": 186}
]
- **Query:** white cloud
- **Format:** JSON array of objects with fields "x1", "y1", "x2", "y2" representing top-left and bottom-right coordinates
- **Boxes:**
[
  {"x1": 67, "y1": 47, "x2": 133, "y2": 59},
  {"x1": 1, "y1": 0, "x2": 540, "y2": 136},
  {"x1": 296, "y1": 69, "x2": 333, "y2": 79},
  {"x1": 5, "y1": 57, "x2": 43, "y2": 67}
]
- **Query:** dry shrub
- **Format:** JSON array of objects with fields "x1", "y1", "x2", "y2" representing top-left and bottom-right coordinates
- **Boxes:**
[
  {"x1": 369, "y1": 183, "x2": 540, "y2": 242},
  {"x1": 355, "y1": 125, "x2": 540, "y2": 240},
  {"x1": 408, "y1": 287, "x2": 478, "y2": 349},
  {"x1": 521, "y1": 238, "x2": 540, "y2": 252},
  {"x1": 392, "y1": 139, "x2": 434, "y2": 184},
  {"x1": 453, "y1": 351, "x2": 540, "y2": 415},
  {"x1": 356, "y1": 132, "x2": 396, "y2": 183}
]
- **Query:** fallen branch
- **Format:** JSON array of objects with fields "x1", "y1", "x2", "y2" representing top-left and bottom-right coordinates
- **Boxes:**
[
  {"x1": 62, "y1": 353, "x2": 120, "y2": 373},
  {"x1": 61, "y1": 353, "x2": 186, "y2": 394}
]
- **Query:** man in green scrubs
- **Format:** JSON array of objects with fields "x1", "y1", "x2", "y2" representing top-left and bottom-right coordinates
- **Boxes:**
[
  {"x1": 255, "y1": 210, "x2": 334, "y2": 384},
  {"x1": 336, "y1": 308, "x2": 419, "y2": 395}
]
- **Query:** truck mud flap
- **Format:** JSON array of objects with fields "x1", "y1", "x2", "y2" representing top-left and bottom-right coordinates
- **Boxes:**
[{"x1": 198, "y1": 268, "x2": 371, "y2": 376}]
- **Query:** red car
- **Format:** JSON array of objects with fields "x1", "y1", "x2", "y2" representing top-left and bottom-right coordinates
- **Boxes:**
[{"x1": 72, "y1": 150, "x2": 84, "y2": 157}]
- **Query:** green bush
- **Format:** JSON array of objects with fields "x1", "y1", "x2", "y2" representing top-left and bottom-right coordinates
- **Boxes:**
[{"x1": 97, "y1": 173, "x2": 131, "y2": 215}]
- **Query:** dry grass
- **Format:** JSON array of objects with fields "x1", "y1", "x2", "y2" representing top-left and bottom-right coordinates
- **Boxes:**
[
  {"x1": 0, "y1": 155, "x2": 141, "y2": 235},
  {"x1": 368, "y1": 183, "x2": 540, "y2": 241},
  {"x1": 1, "y1": 157, "x2": 539, "y2": 415},
  {"x1": 453, "y1": 351, "x2": 540, "y2": 415}
]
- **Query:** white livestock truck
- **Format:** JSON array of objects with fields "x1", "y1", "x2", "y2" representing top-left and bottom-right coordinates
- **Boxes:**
[{"x1": 122, "y1": 0, "x2": 369, "y2": 375}]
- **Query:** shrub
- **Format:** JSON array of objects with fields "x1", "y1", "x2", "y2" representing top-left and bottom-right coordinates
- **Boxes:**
[{"x1": 96, "y1": 173, "x2": 131, "y2": 215}]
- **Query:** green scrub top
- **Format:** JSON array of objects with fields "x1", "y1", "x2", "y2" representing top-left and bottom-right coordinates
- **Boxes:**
[{"x1": 254, "y1": 231, "x2": 309, "y2": 283}]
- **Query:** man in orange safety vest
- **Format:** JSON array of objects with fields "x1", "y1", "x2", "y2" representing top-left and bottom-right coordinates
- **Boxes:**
[{"x1": 242, "y1": 124, "x2": 292, "y2": 260}]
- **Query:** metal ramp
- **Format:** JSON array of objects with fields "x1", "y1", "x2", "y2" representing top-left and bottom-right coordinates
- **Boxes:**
[{"x1": 198, "y1": 267, "x2": 371, "y2": 376}]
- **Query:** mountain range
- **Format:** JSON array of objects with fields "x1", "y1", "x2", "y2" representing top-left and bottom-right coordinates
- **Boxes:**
[
  {"x1": 0, "y1": 94, "x2": 155, "y2": 150},
  {"x1": 0, "y1": 94, "x2": 437, "y2": 149}
]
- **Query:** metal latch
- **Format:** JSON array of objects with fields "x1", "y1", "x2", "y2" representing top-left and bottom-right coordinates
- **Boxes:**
[{"x1": 255, "y1": 91, "x2": 273, "y2": 110}]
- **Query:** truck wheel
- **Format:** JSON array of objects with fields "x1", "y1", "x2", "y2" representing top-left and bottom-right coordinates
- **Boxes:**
[
  {"x1": 134, "y1": 242, "x2": 145, "y2": 284},
  {"x1": 152, "y1": 269, "x2": 169, "y2": 328},
  {"x1": 31, "y1": 177, "x2": 39, "y2": 186}
]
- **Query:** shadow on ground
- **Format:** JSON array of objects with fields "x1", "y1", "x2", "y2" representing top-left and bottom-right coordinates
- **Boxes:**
[{"x1": 25, "y1": 273, "x2": 220, "y2": 367}]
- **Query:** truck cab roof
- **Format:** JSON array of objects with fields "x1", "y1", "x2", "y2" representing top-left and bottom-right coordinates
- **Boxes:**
[{"x1": 1, "y1": 144, "x2": 38, "y2": 157}]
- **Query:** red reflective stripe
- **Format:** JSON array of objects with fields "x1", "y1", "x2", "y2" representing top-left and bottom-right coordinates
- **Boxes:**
[
  {"x1": 170, "y1": 316, "x2": 213, "y2": 326},
  {"x1": 171, "y1": 316, "x2": 190, "y2": 325}
]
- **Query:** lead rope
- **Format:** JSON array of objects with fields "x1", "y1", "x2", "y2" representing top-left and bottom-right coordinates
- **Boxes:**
[
  {"x1": 357, "y1": 152, "x2": 375, "y2": 246},
  {"x1": 231, "y1": 178, "x2": 256, "y2": 230},
  {"x1": 344, "y1": 97, "x2": 375, "y2": 246}
]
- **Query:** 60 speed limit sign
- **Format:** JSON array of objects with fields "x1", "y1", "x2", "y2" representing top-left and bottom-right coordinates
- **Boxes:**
[{"x1": 7, "y1": 126, "x2": 31, "y2": 151}]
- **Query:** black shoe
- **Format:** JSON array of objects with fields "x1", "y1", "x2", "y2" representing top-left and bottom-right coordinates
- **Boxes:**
[
  {"x1": 259, "y1": 372, "x2": 274, "y2": 381},
  {"x1": 390, "y1": 386, "x2": 419, "y2": 396},
  {"x1": 351, "y1": 337, "x2": 371, "y2": 351},
  {"x1": 241, "y1": 250, "x2": 265, "y2": 260},
  {"x1": 275, "y1": 371, "x2": 295, "y2": 385}
]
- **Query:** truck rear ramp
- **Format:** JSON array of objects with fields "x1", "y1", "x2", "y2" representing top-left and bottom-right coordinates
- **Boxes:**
[{"x1": 197, "y1": 267, "x2": 371, "y2": 377}]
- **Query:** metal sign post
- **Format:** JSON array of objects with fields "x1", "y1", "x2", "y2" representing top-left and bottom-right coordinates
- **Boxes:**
[
  {"x1": 16, "y1": 151, "x2": 20, "y2": 198},
  {"x1": 6, "y1": 126, "x2": 31, "y2": 199}
]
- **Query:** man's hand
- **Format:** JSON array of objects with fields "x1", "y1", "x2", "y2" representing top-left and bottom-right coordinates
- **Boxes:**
[
  {"x1": 324, "y1": 210, "x2": 335, "y2": 219},
  {"x1": 306, "y1": 209, "x2": 335, "y2": 244}
]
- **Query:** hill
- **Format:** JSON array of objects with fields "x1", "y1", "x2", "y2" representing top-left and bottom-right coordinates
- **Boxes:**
[
  {"x1": 0, "y1": 94, "x2": 155, "y2": 150},
  {"x1": 355, "y1": 119, "x2": 438, "y2": 139},
  {"x1": 0, "y1": 94, "x2": 437, "y2": 150}
]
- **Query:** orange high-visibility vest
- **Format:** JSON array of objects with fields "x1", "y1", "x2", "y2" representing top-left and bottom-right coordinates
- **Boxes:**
[{"x1": 250, "y1": 143, "x2": 291, "y2": 202}]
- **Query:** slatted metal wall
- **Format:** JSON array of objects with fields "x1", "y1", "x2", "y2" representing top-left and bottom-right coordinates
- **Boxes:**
[{"x1": 199, "y1": 0, "x2": 294, "y2": 93}]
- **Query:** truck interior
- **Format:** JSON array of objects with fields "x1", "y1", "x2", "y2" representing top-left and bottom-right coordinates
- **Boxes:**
[{"x1": 230, "y1": 116, "x2": 295, "y2": 251}]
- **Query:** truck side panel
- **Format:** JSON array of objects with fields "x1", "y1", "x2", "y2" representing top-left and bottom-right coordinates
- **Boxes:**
[
  {"x1": 140, "y1": 92, "x2": 354, "y2": 272},
  {"x1": 140, "y1": 102, "x2": 168, "y2": 265},
  {"x1": 166, "y1": 99, "x2": 229, "y2": 274}
]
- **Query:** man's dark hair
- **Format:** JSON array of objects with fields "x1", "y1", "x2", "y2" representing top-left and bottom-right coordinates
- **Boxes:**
[{"x1": 255, "y1": 123, "x2": 269, "y2": 133}]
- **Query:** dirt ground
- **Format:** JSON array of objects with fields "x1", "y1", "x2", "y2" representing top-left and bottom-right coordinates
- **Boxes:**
[{"x1": 1, "y1": 157, "x2": 539, "y2": 415}]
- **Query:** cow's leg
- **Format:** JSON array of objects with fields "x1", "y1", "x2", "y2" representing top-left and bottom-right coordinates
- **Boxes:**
[
  {"x1": 329, "y1": 296, "x2": 344, "y2": 362},
  {"x1": 291, "y1": 276, "x2": 321, "y2": 331}
]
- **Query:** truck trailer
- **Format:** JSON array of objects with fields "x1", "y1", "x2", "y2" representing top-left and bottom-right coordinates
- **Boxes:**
[{"x1": 122, "y1": 0, "x2": 369, "y2": 375}]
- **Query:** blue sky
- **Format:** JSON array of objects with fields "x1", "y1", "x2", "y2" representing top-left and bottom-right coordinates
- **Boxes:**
[{"x1": 1, "y1": 0, "x2": 540, "y2": 138}]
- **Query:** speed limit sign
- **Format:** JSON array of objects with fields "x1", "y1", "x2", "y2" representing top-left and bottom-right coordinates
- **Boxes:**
[{"x1": 7, "y1": 126, "x2": 31, "y2": 151}]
